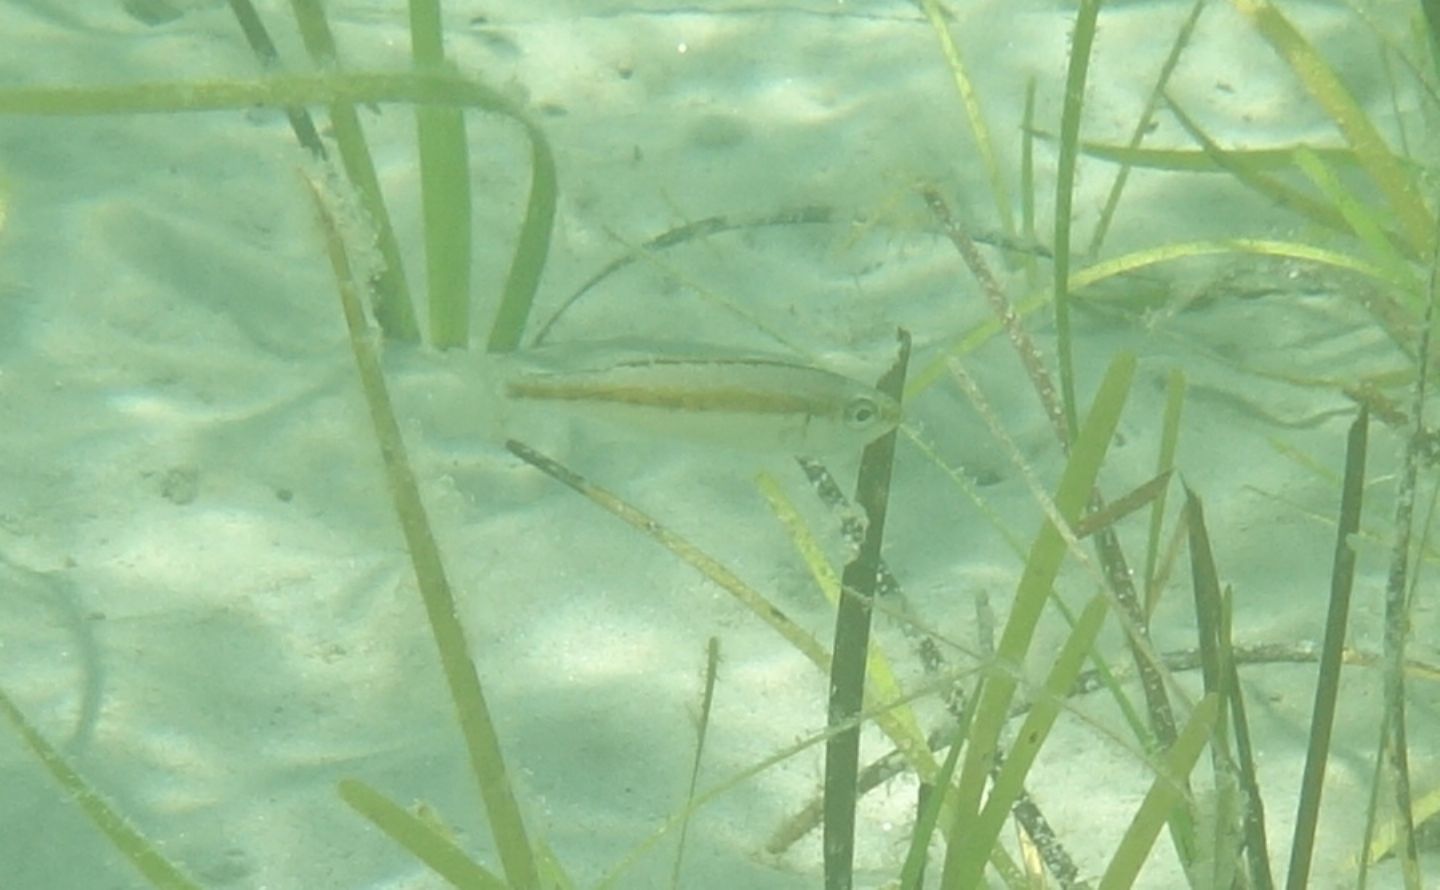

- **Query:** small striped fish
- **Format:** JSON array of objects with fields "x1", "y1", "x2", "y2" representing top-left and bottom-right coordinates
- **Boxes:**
[{"x1": 496, "y1": 343, "x2": 901, "y2": 453}]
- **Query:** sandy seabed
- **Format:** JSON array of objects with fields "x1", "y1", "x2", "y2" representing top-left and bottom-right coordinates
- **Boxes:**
[{"x1": 0, "y1": 1, "x2": 1437, "y2": 888}]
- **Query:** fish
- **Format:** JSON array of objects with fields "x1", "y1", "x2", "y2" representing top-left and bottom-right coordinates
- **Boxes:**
[{"x1": 494, "y1": 341, "x2": 901, "y2": 453}]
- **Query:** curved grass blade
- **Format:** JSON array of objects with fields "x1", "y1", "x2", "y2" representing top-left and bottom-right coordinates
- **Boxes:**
[
  {"x1": 484, "y1": 130, "x2": 556, "y2": 354},
  {"x1": 832, "y1": 229, "x2": 1405, "y2": 404},
  {"x1": 0, "y1": 70, "x2": 519, "y2": 119},
  {"x1": 0, "y1": 70, "x2": 556, "y2": 357},
  {"x1": 1067, "y1": 239, "x2": 1418, "y2": 353},
  {"x1": 0, "y1": 683, "x2": 204, "y2": 890},
  {"x1": 529, "y1": 206, "x2": 833, "y2": 348},
  {"x1": 1071, "y1": 237, "x2": 1405, "y2": 291}
]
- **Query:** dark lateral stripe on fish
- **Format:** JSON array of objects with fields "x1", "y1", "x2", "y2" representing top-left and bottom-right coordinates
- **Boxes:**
[{"x1": 505, "y1": 379, "x2": 829, "y2": 416}]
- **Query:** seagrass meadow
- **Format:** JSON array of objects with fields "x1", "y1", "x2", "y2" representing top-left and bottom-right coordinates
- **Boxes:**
[{"x1": 1, "y1": 1, "x2": 1439, "y2": 888}]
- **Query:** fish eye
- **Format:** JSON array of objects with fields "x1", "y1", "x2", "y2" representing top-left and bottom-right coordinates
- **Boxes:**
[{"x1": 843, "y1": 396, "x2": 880, "y2": 428}]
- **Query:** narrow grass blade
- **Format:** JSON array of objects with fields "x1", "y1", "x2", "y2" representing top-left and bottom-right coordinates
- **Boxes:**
[
  {"x1": 755, "y1": 472, "x2": 935, "y2": 777},
  {"x1": 904, "y1": 288, "x2": 1051, "y2": 399},
  {"x1": 309, "y1": 182, "x2": 540, "y2": 890},
  {"x1": 0, "y1": 683, "x2": 204, "y2": 890},
  {"x1": 407, "y1": 0, "x2": 443, "y2": 62},
  {"x1": 1218, "y1": 586, "x2": 1274, "y2": 890},
  {"x1": 600, "y1": 663, "x2": 977, "y2": 888},
  {"x1": 1068, "y1": 238, "x2": 1418, "y2": 353},
  {"x1": 537, "y1": 841, "x2": 578, "y2": 890},
  {"x1": 823, "y1": 331, "x2": 909, "y2": 890},
  {"x1": 484, "y1": 131, "x2": 557, "y2": 353},
  {"x1": 1051, "y1": 0, "x2": 1104, "y2": 438},
  {"x1": 530, "y1": 206, "x2": 832, "y2": 348},
  {"x1": 1291, "y1": 146, "x2": 1415, "y2": 285},
  {"x1": 1163, "y1": 95, "x2": 1361, "y2": 242},
  {"x1": 939, "y1": 352, "x2": 1135, "y2": 887},
  {"x1": 416, "y1": 100, "x2": 472, "y2": 348},
  {"x1": 1142, "y1": 369, "x2": 1185, "y2": 617},
  {"x1": 1097, "y1": 694, "x2": 1220, "y2": 890},
  {"x1": 505, "y1": 437, "x2": 957, "y2": 827},
  {"x1": 948, "y1": 355, "x2": 1165, "y2": 778},
  {"x1": 1073, "y1": 470, "x2": 1172, "y2": 539},
  {"x1": 1183, "y1": 486, "x2": 1225, "y2": 698},
  {"x1": 900, "y1": 427, "x2": 1030, "y2": 559},
  {"x1": 337, "y1": 779, "x2": 507, "y2": 890},
  {"x1": 1358, "y1": 713, "x2": 1389, "y2": 888},
  {"x1": 924, "y1": 188, "x2": 1069, "y2": 441},
  {"x1": 1182, "y1": 480, "x2": 1281, "y2": 890},
  {"x1": 1425, "y1": 0, "x2": 1440, "y2": 65},
  {"x1": 1088, "y1": 0, "x2": 1206, "y2": 258},
  {"x1": 1231, "y1": 0, "x2": 1434, "y2": 255},
  {"x1": 918, "y1": 0, "x2": 1013, "y2": 234},
  {"x1": 506, "y1": 439, "x2": 830, "y2": 668},
  {"x1": 1355, "y1": 781, "x2": 1440, "y2": 870},
  {"x1": 0, "y1": 71, "x2": 519, "y2": 118},
  {"x1": 288, "y1": 0, "x2": 420, "y2": 342},
  {"x1": 1073, "y1": 139, "x2": 1362, "y2": 174},
  {"x1": 1288, "y1": 407, "x2": 1368, "y2": 889},
  {"x1": 1183, "y1": 486, "x2": 1243, "y2": 882},
  {"x1": 671, "y1": 638, "x2": 720, "y2": 889},
  {"x1": 951, "y1": 595, "x2": 1110, "y2": 879},
  {"x1": 1367, "y1": 252, "x2": 1440, "y2": 890},
  {"x1": 407, "y1": 0, "x2": 472, "y2": 349},
  {"x1": 1021, "y1": 77, "x2": 1038, "y2": 284},
  {"x1": 227, "y1": 0, "x2": 327, "y2": 157},
  {"x1": 899, "y1": 708, "x2": 973, "y2": 890},
  {"x1": 1071, "y1": 237, "x2": 1406, "y2": 292}
]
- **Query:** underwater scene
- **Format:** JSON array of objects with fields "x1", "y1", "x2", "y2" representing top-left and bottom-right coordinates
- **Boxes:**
[{"x1": 2, "y1": 0, "x2": 1439, "y2": 887}]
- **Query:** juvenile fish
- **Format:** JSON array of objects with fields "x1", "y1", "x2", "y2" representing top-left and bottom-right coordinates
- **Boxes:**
[{"x1": 498, "y1": 346, "x2": 901, "y2": 453}]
